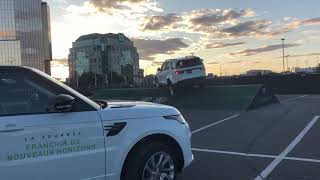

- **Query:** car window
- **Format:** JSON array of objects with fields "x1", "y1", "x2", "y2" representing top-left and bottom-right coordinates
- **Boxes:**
[
  {"x1": 163, "y1": 62, "x2": 170, "y2": 70},
  {"x1": 160, "y1": 63, "x2": 166, "y2": 71},
  {"x1": 0, "y1": 70, "x2": 96, "y2": 117},
  {"x1": 176, "y1": 57, "x2": 203, "y2": 69},
  {"x1": 0, "y1": 72, "x2": 57, "y2": 116}
]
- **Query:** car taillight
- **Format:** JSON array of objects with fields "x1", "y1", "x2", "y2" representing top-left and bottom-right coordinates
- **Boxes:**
[{"x1": 175, "y1": 70, "x2": 184, "y2": 74}]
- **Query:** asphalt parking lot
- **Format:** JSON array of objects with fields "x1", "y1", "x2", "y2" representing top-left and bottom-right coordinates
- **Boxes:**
[{"x1": 181, "y1": 95, "x2": 320, "y2": 180}]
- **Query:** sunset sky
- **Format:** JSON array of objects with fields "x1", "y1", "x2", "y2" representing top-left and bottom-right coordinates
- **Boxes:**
[{"x1": 48, "y1": 0, "x2": 320, "y2": 78}]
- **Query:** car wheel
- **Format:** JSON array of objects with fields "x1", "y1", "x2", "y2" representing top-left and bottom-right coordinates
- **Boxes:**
[
  {"x1": 121, "y1": 141, "x2": 181, "y2": 180},
  {"x1": 155, "y1": 78, "x2": 161, "y2": 88},
  {"x1": 167, "y1": 80, "x2": 176, "y2": 97},
  {"x1": 169, "y1": 85, "x2": 175, "y2": 97}
]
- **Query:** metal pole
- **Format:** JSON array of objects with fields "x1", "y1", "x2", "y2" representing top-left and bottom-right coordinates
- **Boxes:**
[
  {"x1": 94, "y1": 73, "x2": 97, "y2": 87},
  {"x1": 76, "y1": 72, "x2": 79, "y2": 88},
  {"x1": 281, "y1": 38, "x2": 285, "y2": 72},
  {"x1": 105, "y1": 74, "x2": 108, "y2": 87},
  {"x1": 305, "y1": 60, "x2": 308, "y2": 68},
  {"x1": 110, "y1": 71, "x2": 113, "y2": 86},
  {"x1": 286, "y1": 55, "x2": 289, "y2": 71}
]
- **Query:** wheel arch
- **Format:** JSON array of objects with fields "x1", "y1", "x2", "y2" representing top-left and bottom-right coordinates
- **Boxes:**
[
  {"x1": 120, "y1": 133, "x2": 185, "y2": 179},
  {"x1": 167, "y1": 78, "x2": 172, "y2": 86}
]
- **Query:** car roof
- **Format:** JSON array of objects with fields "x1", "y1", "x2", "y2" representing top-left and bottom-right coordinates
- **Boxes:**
[
  {"x1": 0, "y1": 65, "x2": 33, "y2": 71},
  {"x1": 165, "y1": 56, "x2": 200, "y2": 62}
]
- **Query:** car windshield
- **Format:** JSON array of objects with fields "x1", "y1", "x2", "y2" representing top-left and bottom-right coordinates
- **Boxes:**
[{"x1": 176, "y1": 58, "x2": 203, "y2": 69}]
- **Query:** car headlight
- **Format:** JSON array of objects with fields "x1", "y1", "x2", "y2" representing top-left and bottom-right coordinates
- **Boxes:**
[{"x1": 163, "y1": 114, "x2": 186, "y2": 124}]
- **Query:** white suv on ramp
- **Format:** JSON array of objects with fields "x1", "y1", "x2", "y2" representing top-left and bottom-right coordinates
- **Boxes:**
[
  {"x1": 155, "y1": 56, "x2": 207, "y2": 96},
  {"x1": 0, "y1": 66, "x2": 193, "y2": 180}
]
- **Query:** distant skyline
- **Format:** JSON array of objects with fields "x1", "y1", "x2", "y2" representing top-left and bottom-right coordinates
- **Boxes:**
[{"x1": 47, "y1": 0, "x2": 320, "y2": 76}]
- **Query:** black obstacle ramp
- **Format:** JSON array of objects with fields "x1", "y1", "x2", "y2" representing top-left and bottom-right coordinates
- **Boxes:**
[{"x1": 91, "y1": 85, "x2": 279, "y2": 111}]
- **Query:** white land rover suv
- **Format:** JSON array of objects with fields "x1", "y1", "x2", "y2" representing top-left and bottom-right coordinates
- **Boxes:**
[
  {"x1": 0, "y1": 66, "x2": 193, "y2": 180},
  {"x1": 155, "y1": 56, "x2": 207, "y2": 96}
]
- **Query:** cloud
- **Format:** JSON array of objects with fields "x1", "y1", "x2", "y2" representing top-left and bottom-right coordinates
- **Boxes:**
[
  {"x1": 218, "y1": 20, "x2": 272, "y2": 38},
  {"x1": 286, "y1": 18, "x2": 320, "y2": 29},
  {"x1": 133, "y1": 38, "x2": 189, "y2": 60},
  {"x1": 292, "y1": 52, "x2": 320, "y2": 57},
  {"x1": 141, "y1": 14, "x2": 182, "y2": 31},
  {"x1": 89, "y1": 0, "x2": 144, "y2": 10},
  {"x1": 226, "y1": 60, "x2": 242, "y2": 64},
  {"x1": 184, "y1": 8, "x2": 265, "y2": 38},
  {"x1": 267, "y1": 17, "x2": 320, "y2": 36},
  {"x1": 188, "y1": 14, "x2": 274, "y2": 39},
  {"x1": 276, "y1": 52, "x2": 320, "y2": 58},
  {"x1": 205, "y1": 42, "x2": 245, "y2": 49},
  {"x1": 207, "y1": 61, "x2": 220, "y2": 65},
  {"x1": 252, "y1": 61, "x2": 262, "y2": 64},
  {"x1": 207, "y1": 60, "x2": 242, "y2": 65},
  {"x1": 151, "y1": 61, "x2": 164, "y2": 66},
  {"x1": 231, "y1": 43, "x2": 301, "y2": 56},
  {"x1": 185, "y1": 8, "x2": 319, "y2": 39},
  {"x1": 88, "y1": 0, "x2": 162, "y2": 13},
  {"x1": 190, "y1": 8, "x2": 254, "y2": 26}
]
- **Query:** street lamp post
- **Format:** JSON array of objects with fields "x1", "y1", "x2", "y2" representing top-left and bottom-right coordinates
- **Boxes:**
[
  {"x1": 281, "y1": 38, "x2": 285, "y2": 72},
  {"x1": 286, "y1": 55, "x2": 290, "y2": 71}
]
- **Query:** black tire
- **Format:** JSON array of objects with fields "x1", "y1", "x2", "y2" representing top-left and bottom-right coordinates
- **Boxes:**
[
  {"x1": 167, "y1": 80, "x2": 176, "y2": 97},
  {"x1": 155, "y1": 78, "x2": 161, "y2": 88},
  {"x1": 121, "y1": 141, "x2": 181, "y2": 180},
  {"x1": 169, "y1": 85, "x2": 176, "y2": 97}
]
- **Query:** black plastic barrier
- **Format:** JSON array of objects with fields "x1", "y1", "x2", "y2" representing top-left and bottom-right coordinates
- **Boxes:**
[{"x1": 92, "y1": 85, "x2": 279, "y2": 111}]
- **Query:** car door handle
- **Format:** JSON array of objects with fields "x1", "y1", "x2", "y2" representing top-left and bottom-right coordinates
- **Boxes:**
[{"x1": 0, "y1": 124, "x2": 24, "y2": 132}]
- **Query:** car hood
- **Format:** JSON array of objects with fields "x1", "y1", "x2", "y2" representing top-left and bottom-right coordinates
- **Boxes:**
[{"x1": 97, "y1": 101, "x2": 180, "y2": 121}]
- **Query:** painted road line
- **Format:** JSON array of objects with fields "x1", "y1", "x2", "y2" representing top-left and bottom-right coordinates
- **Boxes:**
[
  {"x1": 254, "y1": 115, "x2": 320, "y2": 180},
  {"x1": 191, "y1": 114, "x2": 240, "y2": 134},
  {"x1": 281, "y1": 95, "x2": 309, "y2": 103},
  {"x1": 192, "y1": 148, "x2": 320, "y2": 164},
  {"x1": 285, "y1": 156, "x2": 320, "y2": 163},
  {"x1": 303, "y1": 96, "x2": 320, "y2": 99},
  {"x1": 192, "y1": 148, "x2": 277, "y2": 159}
]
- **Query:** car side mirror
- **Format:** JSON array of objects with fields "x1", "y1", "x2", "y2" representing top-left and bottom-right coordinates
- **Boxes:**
[
  {"x1": 54, "y1": 94, "x2": 75, "y2": 112},
  {"x1": 157, "y1": 68, "x2": 161, "y2": 72}
]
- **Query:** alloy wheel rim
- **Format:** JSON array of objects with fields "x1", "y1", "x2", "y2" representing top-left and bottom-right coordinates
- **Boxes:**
[{"x1": 142, "y1": 151, "x2": 175, "y2": 180}]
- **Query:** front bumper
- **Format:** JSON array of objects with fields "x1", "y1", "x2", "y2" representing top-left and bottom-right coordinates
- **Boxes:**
[{"x1": 179, "y1": 124, "x2": 194, "y2": 168}]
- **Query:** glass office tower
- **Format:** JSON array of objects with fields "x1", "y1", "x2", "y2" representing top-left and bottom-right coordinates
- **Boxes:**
[{"x1": 0, "y1": 0, "x2": 52, "y2": 74}]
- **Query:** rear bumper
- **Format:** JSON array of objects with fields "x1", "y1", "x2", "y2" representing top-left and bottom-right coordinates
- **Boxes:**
[{"x1": 176, "y1": 76, "x2": 206, "y2": 87}]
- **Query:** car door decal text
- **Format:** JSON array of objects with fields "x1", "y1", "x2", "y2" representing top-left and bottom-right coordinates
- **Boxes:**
[{"x1": 7, "y1": 131, "x2": 97, "y2": 161}]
